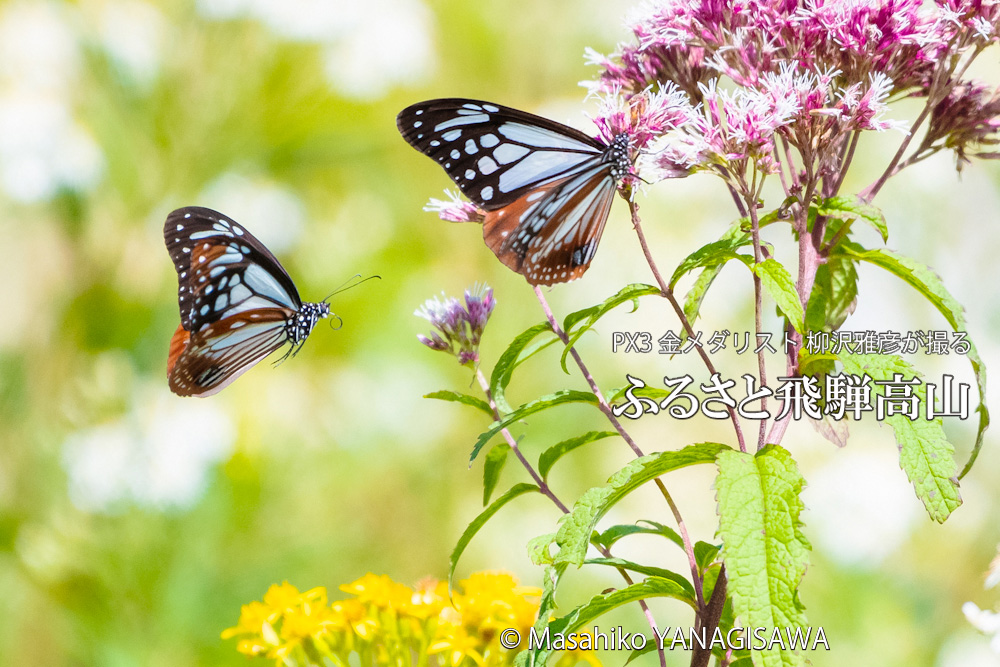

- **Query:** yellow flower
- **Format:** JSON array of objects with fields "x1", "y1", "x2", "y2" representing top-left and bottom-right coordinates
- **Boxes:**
[
  {"x1": 333, "y1": 598, "x2": 379, "y2": 639},
  {"x1": 280, "y1": 602, "x2": 336, "y2": 642},
  {"x1": 554, "y1": 632, "x2": 603, "y2": 667},
  {"x1": 341, "y1": 573, "x2": 415, "y2": 610},
  {"x1": 401, "y1": 577, "x2": 449, "y2": 620},
  {"x1": 263, "y1": 581, "x2": 327, "y2": 613},
  {"x1": 221, "y1": 600, "x2": 278, "y2": 640},
  {"x1": 456, "y1": 571, "x2": 541, "y2": 632},
  {"x1": 429, "y1": 624, "x2": 486, "y2": 667}
]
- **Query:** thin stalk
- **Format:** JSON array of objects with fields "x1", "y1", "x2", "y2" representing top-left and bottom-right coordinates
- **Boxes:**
[
  {"x1": 862, "y1": 41, "x2": 980, "y2": 202},
  {"x1": 474, "y1": 368, "x2": 668, "y2": 667},
  {"x1": 743, "y1": 176, "x2": 769, "y2": 451},
  {"x1": 691, "y1": 565, "x2": 729, "y2": 667},
  {"x1": 533, "y1": 286, "x2": 707, "y2": 613},
  {"x1": 627, "y1": 199, "x2": 749, "y2": 453},
  {"x1": 476, "y1": 368, "x2": 569, "y2": 513},
  {"x1": 830, "y1": 130, "x2": 860, "y2": 197}
]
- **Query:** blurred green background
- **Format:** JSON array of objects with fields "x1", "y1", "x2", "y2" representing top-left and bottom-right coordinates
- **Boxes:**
[{"x1": 2, "y1": 0, "x2": 1000, "y2": 665}]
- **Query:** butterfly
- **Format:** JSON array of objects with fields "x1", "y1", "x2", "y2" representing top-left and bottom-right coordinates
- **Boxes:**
[
  {"x1": 397, "y1": 98, "x2": 633, "y2": 285},
  {"x1": 164, "y1": 206, "x2": 332, "y2": 397}
]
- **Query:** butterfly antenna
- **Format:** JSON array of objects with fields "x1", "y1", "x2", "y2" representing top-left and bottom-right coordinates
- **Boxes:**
[{"x1": 321, "y1": 274, "x2": 381, "y2": 303}]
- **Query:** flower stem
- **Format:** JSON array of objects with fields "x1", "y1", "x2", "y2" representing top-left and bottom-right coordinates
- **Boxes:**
[
  {"x1": 627, "y1": 198, "x2": 749, "y2": 453},
  {"x1": 473, "y1": 367, "x2": 668, "y2": 667},
  {"x1": 475, "y1": 368, "x2": 569, "y2": 513},
  {"x1": 533, "y1": 285, "x2": 707, "y2": 614},
  {"x1": 744, "y1": 184, "x2": 769, "y2": 451}
]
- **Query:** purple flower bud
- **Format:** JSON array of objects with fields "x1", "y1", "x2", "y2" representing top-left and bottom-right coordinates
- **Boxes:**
[
  {"x1": 415, "y1": 284, "x2": 496, "y2": 366},
  {"x1": 925, "y1": 79, "x2": 1000, "y2": 169}
]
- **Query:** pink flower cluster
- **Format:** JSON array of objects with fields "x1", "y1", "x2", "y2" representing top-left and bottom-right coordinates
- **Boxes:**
[{"x1": 589, "y1": 0, "x2": 1000, "y2": 180}]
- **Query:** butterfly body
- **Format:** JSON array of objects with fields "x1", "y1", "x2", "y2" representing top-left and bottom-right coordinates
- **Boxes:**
[
  {"x1": 397, "y1": 99, "x2": 632, "y2": 285},
  {"x1": 164, "y1": 206, "x2": 330, "y2": 397}
]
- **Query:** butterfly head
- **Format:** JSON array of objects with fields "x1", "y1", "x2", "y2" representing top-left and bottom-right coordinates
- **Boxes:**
[{"x1": 288, "y1": 302, "x2": 331, "y2": 345}]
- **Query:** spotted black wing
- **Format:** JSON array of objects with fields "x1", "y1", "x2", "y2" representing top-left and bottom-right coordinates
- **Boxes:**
[
  {"x1": 483, "y1": 163, "x2": 618, "y2": 285},
  {"x1": 397, "y1": 98, "x2": 607, "y2": 210},
  {"x1": 165, "y1": 206, "x2": 302, "y2": 332},
  {"x1": 166, "y1": 310, "x2": 292, "y2": 397}
]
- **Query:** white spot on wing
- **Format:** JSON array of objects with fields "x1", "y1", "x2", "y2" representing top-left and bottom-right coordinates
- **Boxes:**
[
  {"x1": 434, "y1": 114, "x2": 488, "y2": 131},
  {"x1": 477, "y1": 156, "x2": 499, "y2": 175},
  {"x1": 494, "y1": 143, "x2": 530, "y2": 165},
  {"x1": 498, "y1": 123, "x2": 598, "y2": 151}
]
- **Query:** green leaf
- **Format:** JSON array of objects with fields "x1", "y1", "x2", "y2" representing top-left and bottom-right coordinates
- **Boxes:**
[
  {"x1": 554, "y1": 443, "x2": 729, "y2": 566},
  {"x1": 471, "y1": 390, "x2": 600, "y2": 463},
  {"x1": 694, "y1": 541, "x2": 722, "y2": 573},
  {"x1": 805, "y1": 255, "x2": 858, "y2": 332},
  {"x1": 517, "y1": 564, "x2": 568, "y2": 667},
  {"x1": 527, "y1": 532, "x2": 557, "y2": 566},
  {"x1": 678, "y1": 220, "x2": 754, "y2": 329},
  {"x1": 754, "y1": 258, "x2": 805, "y2": 333},
  {"x1": 670, "y1": 240, "x2": 753, "y2": 289},
  {"x1": 523, "y1": 578, "x2": 694, "y2": 667},
  {"x1": 563, "y1": 283, "x2": 661, "y2": 333},
  {"x1": 716, "y1": 445, "x2": 810, "y2": 667},
  {"x1": 583, "y1": 558, "x2": 697, "y2": 605},
  {"x1": 560, "y1": 284, "x2": 661, "y2": 372},
  {"x1": 839, "y1": 353, "x2": 962, "y2": 521},
  {"x1": 538, "y1": 431, "x2": 617, "y2": 480},
  {"x1": 684, "y1": 260, "x2": 725, "y2": 329},
  {"x1": 482, "y1": 444, "x2": 510, "y2": 505},
  {"x1": 488, "y1": 322, "x2": 556, "y2": 414},
  {"x1": 593, "y1": 521, "x2": 684, "y2": 551},
  {"x1": 423, "y1": 390, "x2": 493, "y2": 417},
  {"x1": 625, "y1": 642, "x2": 659, "y2": 665},
  {"x1": 836, "y1": 242, "x2": 989, "y2": 478},
  {"x1": 606, "y1": 383, "x2": 671, "y2": 404},
  {"x1": 449, "y1": 483, "x2": 539, "y2": 587},
  {"x1": 816, "y1": 196, "x2": 888, "y2": 242}
]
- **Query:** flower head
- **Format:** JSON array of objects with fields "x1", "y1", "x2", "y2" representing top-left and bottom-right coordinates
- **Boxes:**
[
  {"x1": 591, "y1": 84, "x2": 693, "y2": 153},
  {"x1": 416, "y1": 284, "x2": 496, "y2": 366},
  {"x1": 924, "y1": 79, "x2": 1000, "y2": 169},
  {"x1": 424, "y1": 190, "x2": 484, "y2": 223}
]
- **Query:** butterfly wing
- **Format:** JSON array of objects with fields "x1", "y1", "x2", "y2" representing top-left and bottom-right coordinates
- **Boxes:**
[
  {"x1": 483, "y1": 164, "x2": 617, "y2": 285},
  {"x1": 165, "y1": 206, "x2": 302, "y2": 332},
  {"x1": 397, "y1": 98, "x2": 607, "y2": 210},
  {"x1": 166, "y1": 310, "x2": 293, "y2": 397}
]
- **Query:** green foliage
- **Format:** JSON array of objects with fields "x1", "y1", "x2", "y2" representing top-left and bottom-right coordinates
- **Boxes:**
[
  {"x1": 490, "y1": 322, "x2": 557, "y2": 414},
  {"x1": 805, "y1": 256, "x2": 859, "y2": 332},
  {"x1": 522, "y1": 577, "x2": 696, "y2": 667},
  {"x1": 560, "y1": 284, "x2": 662, "y2": 372},
  {"x1": 449, "y1": 483, "x2": 539, "y2": 587},
  {"x1": 482, "y1": 444, "x2": 511, "y2": 505},
  {"x1": 716, "y1": 445, "x2": 810, "y2": 667},
  {"x1": 835, "y1": 242, "x2": 989, "y2": 476},
  {"x1": 814, "y1": 196, "x2": 888, "y2": 242},
  {"x1": 537, "y1": 431, "x2": 618, "y2": 481},
  {"x1": 754, "y1": 259, "x2": 805, "y2": 333},
  {"x1": 552, "y1": 444, "x2": 729, "y2": 567},
  {"x1": 593, "y1": 521, "x2": 684, "y2": 551},
  {"x1": 839, "y1": 354, "x2": 962, "y2": 522},
  {"x1": 425, "y1": 390, "x2": 495, "y2": 417},
  {"x1": 471, "y1": 391, "x2": 600, "y2": 463}
]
